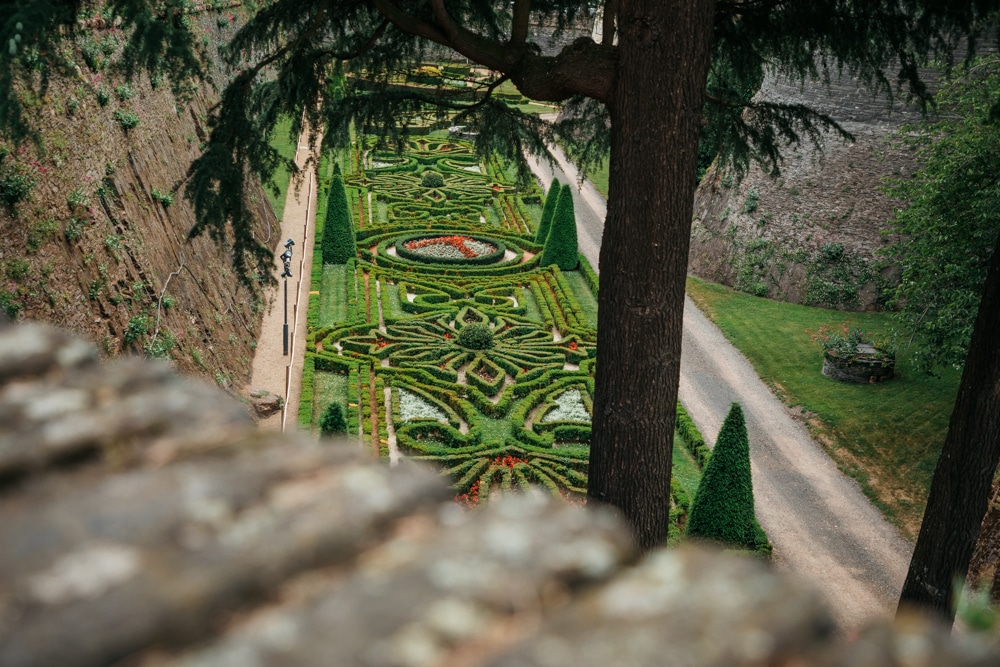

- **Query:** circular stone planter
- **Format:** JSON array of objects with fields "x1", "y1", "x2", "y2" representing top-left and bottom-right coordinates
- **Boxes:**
[
  {"x1": 822, "y1": 348, "x2": 895, "y2": 384},
  {"x1": 395, "y1": 234, "x2": 506, "y2": 266}
]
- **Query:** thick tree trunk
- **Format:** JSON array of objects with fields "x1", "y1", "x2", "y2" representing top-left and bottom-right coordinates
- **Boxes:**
[
  {"x1": 587, "y1": 0, "x2": 716, "y2": 549},
  {"x1": 898, "y1": 233, "x2": 1000, "y2": 623}
]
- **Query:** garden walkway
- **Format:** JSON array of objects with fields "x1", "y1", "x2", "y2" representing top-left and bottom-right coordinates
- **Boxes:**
[
  {"x1": 527, "y1": 143, "x2": 913, "y2": 632},
  {"x1": 249, "y1": 132, "x2": 321, "y2": 432}
]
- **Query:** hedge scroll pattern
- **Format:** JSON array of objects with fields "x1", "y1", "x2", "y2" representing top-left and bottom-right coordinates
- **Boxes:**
[{"x1": 305, "y1": 138, "x2": 700, "y2": 510}]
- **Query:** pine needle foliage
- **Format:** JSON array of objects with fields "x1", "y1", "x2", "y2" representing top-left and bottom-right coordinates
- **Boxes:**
[
  {"x1": 1, "y1": 1, "x2": 995, "y2": 285},
  {"x1": 687, "y1": 402, "x2": 761, "y2": 549},
  {"x1": 534, "y1": 179, "x2": 560, "y2": 244},
  {"x1": 540, "y1": 184, "x2": 578, "y2": 270},
  {"x1": 321, "y1": 173, "x2": 355, "y2": 265}
]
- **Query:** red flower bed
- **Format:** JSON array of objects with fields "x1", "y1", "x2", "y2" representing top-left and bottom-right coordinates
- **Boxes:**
[
  {"x1": 456, "y1": 480, "x2": 480, "y2": 508},
  {"x1": 405, "y1": 235, "x2": 480, "y2": 258},
  {"x1": 492, "y1": 454, "x2": 528, "y2": 468}
]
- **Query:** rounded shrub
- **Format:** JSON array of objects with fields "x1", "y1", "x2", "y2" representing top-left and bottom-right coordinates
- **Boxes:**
[
  {"x1": 421, "y1": 170, "x2": 445, "y2": 188},
  {"x1": 457, "y1": 322, "x2": 494, "y2": 350}
]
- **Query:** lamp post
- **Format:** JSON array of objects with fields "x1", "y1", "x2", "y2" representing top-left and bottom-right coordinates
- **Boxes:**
[{"x1": 280, "y1": 238, "x2": 294, "y2": 356}]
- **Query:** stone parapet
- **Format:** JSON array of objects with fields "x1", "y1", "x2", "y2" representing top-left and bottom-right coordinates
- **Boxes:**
[{"x1": 0, "y1": 322, "x2": 996, "y2": 666}]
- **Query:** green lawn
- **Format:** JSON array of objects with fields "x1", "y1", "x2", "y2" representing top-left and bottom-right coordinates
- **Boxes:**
[
  {"x1": 266, "y1": 116, "x2": 299, "y2": 221},
  {"x1": 385, "y1": 283, "x2": 405, "y2": 319},
  {"x1": 313, "y1": 371, "x2": 349, "y2": 431},
  {"x1": 672, "y1": 437, "x2": 703, "y2": 503},
  {"x1": 319, "y1": 265, "x2": 348, "y2": 325},
  {"x1": 563, "y1": 271, "x2": 598, "y2": 327},
  {"x1": 521, "y1": 287, "x2": 542, "y2": 323},
  {"x1": 584, "y1": 159, "x2": 609, "y2": 199},
  {"x1": 686, "y1": 276, "x2": 960, "y2": 538}
]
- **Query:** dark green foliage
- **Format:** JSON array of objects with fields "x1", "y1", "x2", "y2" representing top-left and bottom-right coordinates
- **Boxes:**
[
  {"x1": 322, "y1": 174, "x2": 355, "y2": 264},
  {"x1": 0, "y1": 1, "x2": 993, "y2": 286},
  {"x1": 457, "y1": 322, "x2": 493, "y2": 350},
  {"x1": 113, "y1": 109, "x2": 141, "y2": 131},
  {"x1": 123, "y1": 315, "x2": 150, "y2": 347},
  {"x1": 687, "y1": 403, "x2": 762, "y2": 550},
  {"x1": 0, "y1": 165, "x2": 34, "y2": 208},
  {"x1": 319, "y1": 402, "x2": 347, "y2": 436},
  {"x1": 0, "y1": 289, "x2": 20, "y2": 320},
  {"x1": 420, "y1": 170, "x2": 444, "y2": 188},
  {"x1": 884, "y1": 56, "x2": 1000, "y2": 372},
  {"x1": 535, "y1": 179, "x2": 560, "y2": 243},
  {"x1": 539, "y1": 184, "x2": 578, "y2": 270}
]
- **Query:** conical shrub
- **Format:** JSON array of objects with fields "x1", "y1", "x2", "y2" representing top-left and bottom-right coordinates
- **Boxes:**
[
  {"x1": 319, "y1": 402, "x2": 347, "y2": 437},
  {"x1": 539, "y1": 183, "x2": 578, "y2": 270},
  {"x1": 321, "y1": 172, "x2": 355, "y2": 264},
  {"x1": 686, "y1": 402, "x2": 759, "y2": 548},
  {"x1": 534, "y1": 179, "x2": 560, "y2": 243}
]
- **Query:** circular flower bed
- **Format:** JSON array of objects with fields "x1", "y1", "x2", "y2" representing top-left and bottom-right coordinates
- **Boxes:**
[
  {"x1": 813, "y1": 324, "x2": 895, "y2": 384},
  {"x1": 395, "y1": 234, "x2": 506, "y2": 265}
]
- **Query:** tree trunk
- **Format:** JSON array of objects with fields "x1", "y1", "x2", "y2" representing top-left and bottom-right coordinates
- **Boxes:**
[
  {"x1": 587, "y1": 0, "x2": 716, "y2": 549},
  {"x1": 898, "y1": 232, "x2": 1000, "y2": 623}
]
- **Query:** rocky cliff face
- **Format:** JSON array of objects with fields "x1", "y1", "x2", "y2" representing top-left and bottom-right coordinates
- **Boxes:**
[
  {"x1": 0, "y1": 4, "x2": 278, "y2": 387},
  {"x1": 688, "y1": 69, "x2": 930, "y2": 310}
]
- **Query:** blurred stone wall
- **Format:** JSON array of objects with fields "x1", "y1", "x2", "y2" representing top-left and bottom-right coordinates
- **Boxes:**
[{"x1": 1, "y1": 321, "x2": 997, "y2": 666}]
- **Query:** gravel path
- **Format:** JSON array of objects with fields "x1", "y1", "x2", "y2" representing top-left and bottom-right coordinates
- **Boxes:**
[
  {"x1": 249, "y1": 132, "x2": 320, "y2": 432},
  {"x1": 527, "y1": 142, "x2": 913, "y2": 632}
]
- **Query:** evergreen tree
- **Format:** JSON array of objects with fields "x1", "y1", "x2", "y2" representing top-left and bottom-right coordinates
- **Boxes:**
[
  {"x1": 687, "y1": 403, "x2": 758, "y2": 548},
  {"x1": 319, "y1": 402, "x2": 348, "y2": 437},
  {"x1": 534, "y1": 179, "x2": 560, "y2": 244},
  {"x1": 540, "y1": 183, "x2": 578, "y2": 270},
  {"x1": 4, "y1": 0, "x2": 995, "y2": 551},
  {"x1": 322, "y1": 172, "x2": 355, "y2": 265}
]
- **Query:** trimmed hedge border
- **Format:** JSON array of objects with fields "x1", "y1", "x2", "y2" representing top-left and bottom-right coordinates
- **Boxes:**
[{"x1": 395, "y1": 233, "x2": 507, "y2": 266}]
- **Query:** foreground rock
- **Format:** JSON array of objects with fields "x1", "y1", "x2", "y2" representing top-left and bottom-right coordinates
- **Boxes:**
[{"x1": 0, "y1": 322, "x2": 996, "y2": 666}]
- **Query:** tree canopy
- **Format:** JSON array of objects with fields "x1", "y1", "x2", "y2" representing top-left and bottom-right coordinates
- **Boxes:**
[
  {"x1": 3, "y1": 0, "x2": 999, "y2": 554},
  {"x1": 885, "y1": 55, "x2": 1000, "y2": 373},
  {"x1": 3, "y1": 0, "x2": 995, "y2": 283}
]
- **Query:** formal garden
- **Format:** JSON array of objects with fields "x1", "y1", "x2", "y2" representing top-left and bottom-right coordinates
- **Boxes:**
[{"x1": 291, "y1": 133, "x2": 760, "y2": 546}]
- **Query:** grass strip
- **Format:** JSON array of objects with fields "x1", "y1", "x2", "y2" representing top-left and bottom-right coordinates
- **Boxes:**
[
  {"x1": 686, "y1": 276, "x2": 960, "y2": 538},
  {"x1": 265, "y1": 116, "x2": 298, "y2": 220}
]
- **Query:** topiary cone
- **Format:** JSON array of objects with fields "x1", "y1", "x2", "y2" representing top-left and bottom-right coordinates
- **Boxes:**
[
  {"x1": 539, "y1": 183, "x2": 578, "y2": 270},
  {"x1": 534, "y1": 179, "x2": 560, "y2": 244},
  {"x1": 686, "y1": 402, "x2": 757, "y2": 548},
  {"x1": 321, "y1": 173, "x2": 356, "y2": 264}
]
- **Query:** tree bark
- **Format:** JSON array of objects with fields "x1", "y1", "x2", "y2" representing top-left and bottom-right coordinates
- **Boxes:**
[
  {"x1": 587, "y1": 0, "x2": 716, "y2": 549},
  {"x1": 898, "y1": 232, "x2": 1000, "y2": 623}
]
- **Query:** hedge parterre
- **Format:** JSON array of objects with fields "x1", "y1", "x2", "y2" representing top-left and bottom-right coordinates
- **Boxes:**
[{"x1": 304, "y1": 136, "x2": 703, "y2": 511}]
